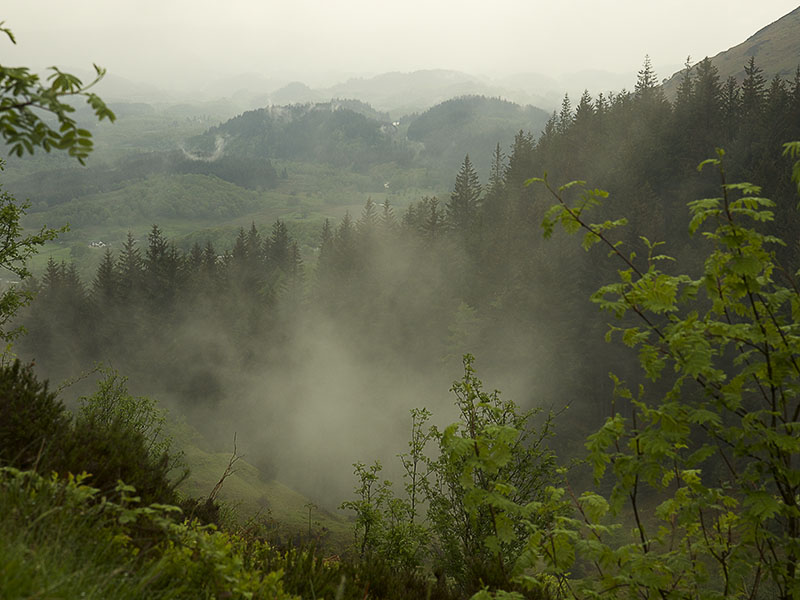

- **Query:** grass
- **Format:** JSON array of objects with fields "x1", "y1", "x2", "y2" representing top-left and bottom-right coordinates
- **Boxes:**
[
  {"x1": 179, "y1": 441, "x2": 353, "y2": 554},
  {"x1": 0, "y1": 467, "x2": 300, "y2": 599}
]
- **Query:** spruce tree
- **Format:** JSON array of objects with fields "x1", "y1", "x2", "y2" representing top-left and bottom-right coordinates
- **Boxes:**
[
  {"x1": 483, "y1": 142, "x2": 506, "y2": 213},
  {"x1": 117, "y1": 232, "x2": 144, "y2": 304},
  {"x1": 446, "y1": 154, "x2": 482, "y2": 232},
  {"x1": 379, "y1": 199, "x2": 398, "y2": 235},
  {"x1": 357, "y1": 198, "x2": 379, "y2": 239},
  {"x1": 741, "y1": 56, "x2": 766, "y2": 122},
  {"x1": 721, "y1": 75, "x2": 740, "y2": 140},
  {"x1": 556, "y1": 93, "x2": 572, "y2": 135},
  {"x1": 634, "y1": 55, "x2": 662, "y2": 102},
  {"x1": 267, "y1": 220, "x2": 291, "y2": 274},
  {"x1": 91, "y1": 247, "x2": 118, "y2": 307}
]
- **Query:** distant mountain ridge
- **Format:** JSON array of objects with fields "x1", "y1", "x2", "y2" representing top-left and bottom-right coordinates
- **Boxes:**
[
  {"x1": 662, "y1": 5, "x2": 800, "y2": 95},
  {"x1": 259, "y1": 69, "x2": 557, "y2": 117}
]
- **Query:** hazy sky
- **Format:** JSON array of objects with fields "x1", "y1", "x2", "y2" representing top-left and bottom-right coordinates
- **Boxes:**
[{"x1": 3, "y1": 1, "x2": 799, "y2": 92}]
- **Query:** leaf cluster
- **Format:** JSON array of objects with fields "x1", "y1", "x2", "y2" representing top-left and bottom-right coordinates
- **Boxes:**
[
  {"x1": 1, "y1": 23, "x2": 115, "y2": 164},
  {"x1": 512, "y1": 145, "x2": 800, "y2": 599}
]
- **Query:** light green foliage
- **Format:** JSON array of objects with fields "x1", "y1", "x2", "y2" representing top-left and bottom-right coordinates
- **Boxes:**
[
  {"x1": 510, "y1": 146, "x2": 800, "y2": 599},
  {"x1": 0, "y1": 467, "x2": 297, "y2": 599},
  {"x1": 78, "y1": 367, "x2": 181, "y2": 470},
  {"x1": 785, "y1": 141, "x2": 800, "y2": 197},
  {"x1": 339, "y1": 460, "x2": 428, "y2": 569},
  {"x1": 341, "y1": 461, "x2": 393, "y2": 557},
  {"x1": 0, "y1": 160, "x2": 62, "y2": 345},
  {"x1": 342, "y1": 357, "x2": 557, "y2": 594},
  {"x1": 0, "y1": 23, "x2": 113, "y2": 350},
  {"x1": 0, "y1": 23, "x2": 115, "y2": 163},
  {"x1": 428, "y1": 356, "x2": 557, "y2": 592}
]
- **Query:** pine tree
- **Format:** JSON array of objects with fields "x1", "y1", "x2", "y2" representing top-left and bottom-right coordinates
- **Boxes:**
[
  {"x1": 635, "y1": 55, "x2": 663, "y2": 102},
  {"x1": 245, "y1": 222, "x2": 263, "y2": 264},
  {"x1": 267, "y1": 220, "x2": 291, "y2": 274},
  {"x1": 505, "y1": 131, "x2": 535, "y2": 189},
  {"x1": 535, "y1": 112, "x2": 558, "y2": 156},
  {"x1": 741, "y1": 56, "x2": 766, "y2": 122},
  {"x1": 144, "y1": 224, "x2": 181, "y2": 313},
  {"x1": 573, "y1": 90, "x2": 594, "y2": 131},
  {"x1": 379, "y1": 199, "x2": 398, "y2": 235},
  {"x1": 117, "y1": 231, "x2": 144, "y2": 303},
  {"x1": 91, "y1": 247, "x2": 118, "y2": 307},
  {"x1": 232, "y1": 227, "x2": 248, "y2": 263},
  {"x1": 691, "y1": 58, "x2": 722, "y2": 129},
  {"x1": 357, "y1": 198, "x2": 379, "y2": 241},
  {"x1": 721, "y1": 75, "x2": 740, "y2": 140},
  {"x1": 446, "y1": 154, "x2": 482, "y2": 232},
  {"x1": 674, "y1": 56, "x2": 694, "y2": 117},
  {"x1": 556, "y1": 93, "x2": 572, "y2": 135},
  {"x1": 484, "y1": 143, "x2": 506, "y2": 211},
  {"x1": 333, "y1": 211, "x2": 357, "y2": 277}
]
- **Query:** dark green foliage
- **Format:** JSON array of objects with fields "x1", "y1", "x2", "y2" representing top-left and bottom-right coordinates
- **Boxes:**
[
  {"x1": 0, "y1": 359, "x2": 69, "y2": 469},
  {"x1": 62, "y1": 414, "x2": 176, "y2": 504},
  {"x1": 406, "y1": 95, "x2": 549, "y2": 172},
  {"x1": 513, "y1": 144, "x2": 800, "y2": 599},
  {"x1": 447, "y1": 154, "x2": 482, "y2": 232},
  {"x1": 0, "y1": 359, "x2": 183, "y2": 507},
  {"x1": 188, "y1": 102, "x2": 409, "y2": 170},
  {"x1": 58, "y1": 369, "x2": 185, "y2": 505},
  {"x1": 8, "y1": 150, "x2": 278, "y2": 209},
  {"x1": 244, "y1": 539, "x2": 461, "y2": 600}
]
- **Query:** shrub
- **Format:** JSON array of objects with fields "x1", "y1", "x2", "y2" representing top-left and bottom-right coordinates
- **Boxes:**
[
  {"x1": 0, "y1": 359, "x2": 69, "y2": 470},
  {"x1": 57, "y1": 367, "x2": 187, "y2": 505}
]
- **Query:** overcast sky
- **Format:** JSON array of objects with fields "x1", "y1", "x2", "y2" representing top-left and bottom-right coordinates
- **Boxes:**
[{"x1": 3, "y1": 1, "x2": 799, "y2": 93}]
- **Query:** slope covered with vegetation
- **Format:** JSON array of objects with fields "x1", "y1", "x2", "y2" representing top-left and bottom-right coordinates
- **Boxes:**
[{"x1": 4, "y1": 8, "x2": 800, "y2": 599}]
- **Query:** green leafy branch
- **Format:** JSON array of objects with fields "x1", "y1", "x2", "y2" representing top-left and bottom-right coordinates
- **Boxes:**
[{"x1": 1, "y1": 22, "x2": 115, "y2": 164}]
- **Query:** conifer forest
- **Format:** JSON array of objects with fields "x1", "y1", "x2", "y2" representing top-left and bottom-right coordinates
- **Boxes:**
[{"x1": 3, "y1": 6, "x2": 800, "y2": 599}]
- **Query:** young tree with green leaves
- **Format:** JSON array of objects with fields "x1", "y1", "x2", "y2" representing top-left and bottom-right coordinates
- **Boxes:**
[
  {"x1": 496, "y1": 142, "x2": 800, "y2": 600},
  {"x1": 0, "y1": 22, "x2": 114, "y2": 351},
  {"x1": 0, "y1": 23, "x2": 114, "y2": 163}
]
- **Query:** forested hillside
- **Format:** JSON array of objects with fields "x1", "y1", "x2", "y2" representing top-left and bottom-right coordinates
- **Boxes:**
[
  {"x1": 4, "y1": 5, "x2": 800, "y2": 595},
  {"x1": 18, "y1": 53, "x2": 800, "y2": 486}
]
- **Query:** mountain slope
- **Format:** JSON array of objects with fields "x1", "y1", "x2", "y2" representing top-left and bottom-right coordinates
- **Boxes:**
[{"x1": 662, "y1": 6, "x2": 800, "y2": 95}]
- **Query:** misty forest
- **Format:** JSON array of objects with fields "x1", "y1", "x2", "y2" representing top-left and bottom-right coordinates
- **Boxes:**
[{"x1": 3, "y1": 7, "x2": 800, "y2": 600}]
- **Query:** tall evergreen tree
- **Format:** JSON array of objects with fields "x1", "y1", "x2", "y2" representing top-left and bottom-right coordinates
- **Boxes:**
[
  {"x1": 556, "y1": 94, "x2": 572, "y2": 135},
  {"x1": 267, "y1": 220, "x2": 291, "y2": 275},
  {"x1": 447, "y1": 154, "x2": 482, "y2": 232},
  {"x1": 378, "y1": 199, "x2": 398, "y2": 235},
  {"x1": 357, "y1": 198, "x2": 380, "y2": 245},
  {"x1": 721, "y1": 75, "x2": 741, "y2": 140},
  {"x1": 634, "y1": 55, "x2": 663, "y2": 103},
  {"x1": 483, "y1": 142, "x2": 506, "y2": 214},
  {"x1": 741, "y1": 56, "x2": 766, "y2": 122},
  {"x1": 91, "y1": 247, "x2": 118, "y2": 307},
  {"x1": 144, "y1": 224, "x2": 181, "y2": 313},
  {"x1": 117, "y1": 231, "x2": 144, "y2": 303},
  {"x1": 674, "y1": 56, "x2": 695, "y2": 118},
  {"x1": 573, "y1": 90, "x2": 594, "y2": 131}
]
